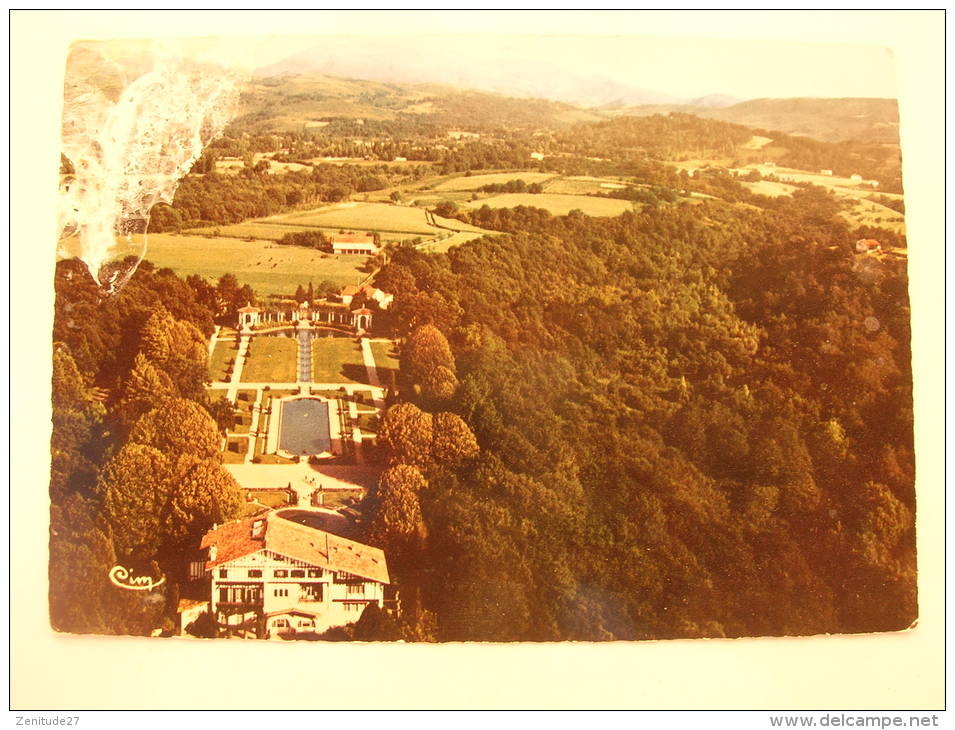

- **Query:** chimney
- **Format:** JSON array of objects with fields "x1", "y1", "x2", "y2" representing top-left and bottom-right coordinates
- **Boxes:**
[{"x1": 209, "y1": 544, "x2": 218, "y2": 562}]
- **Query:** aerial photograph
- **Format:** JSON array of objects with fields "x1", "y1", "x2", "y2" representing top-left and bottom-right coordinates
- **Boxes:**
[{"x1": 48, "y1": 22, "x2": 918, "y2": 649}]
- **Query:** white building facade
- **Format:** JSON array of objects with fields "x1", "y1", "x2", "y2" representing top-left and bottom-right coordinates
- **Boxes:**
[{"x1": 200, "y1": 511, "x2": 391, "y2": 639}]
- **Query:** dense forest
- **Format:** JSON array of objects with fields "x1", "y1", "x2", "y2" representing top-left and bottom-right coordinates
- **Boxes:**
[
  {"x1": 49, "y1": 262, "x2": 254, "y2": 634},
  {"x1": 365, "y1": 195, "x2": 914, "y2": 640}
]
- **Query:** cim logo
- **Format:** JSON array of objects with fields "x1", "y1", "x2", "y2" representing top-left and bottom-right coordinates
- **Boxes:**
[{"x1": 108, "y1": 565, "x2": 166, "y2": 591}]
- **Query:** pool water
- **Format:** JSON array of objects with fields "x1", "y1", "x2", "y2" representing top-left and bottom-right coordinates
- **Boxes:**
[{"x1": 279, "y1": 398, "x2": 331, "y2": 455}]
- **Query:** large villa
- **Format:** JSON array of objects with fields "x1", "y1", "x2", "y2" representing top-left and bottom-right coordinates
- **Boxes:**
[{"x1": 187, "y1": 509, "x2": 393, "y2": 639}]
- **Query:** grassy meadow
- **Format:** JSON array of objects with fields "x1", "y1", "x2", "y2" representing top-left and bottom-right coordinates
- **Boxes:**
[{"x1": 140, "y1": 234, "x2": 371, "y2": 297}]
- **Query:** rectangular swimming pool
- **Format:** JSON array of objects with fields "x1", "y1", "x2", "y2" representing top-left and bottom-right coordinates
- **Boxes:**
[{"x1": 278, "y1": 398, "x2": 332, "y2": 456}]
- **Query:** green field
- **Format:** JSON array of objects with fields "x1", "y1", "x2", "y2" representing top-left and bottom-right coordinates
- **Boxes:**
[
  {"x1": 311, "y1": 336, "x2": 367, "y2": 384},
  {"x1": 464, "y1": 193, "x2": 634, "y2": 217},
  {"x1": 276, "y1": 203, "x2": 439, "y2": 234},
  {"x1": 190, "y1": 221, "x2": 428, "y2": 244},
  {"x1": 542, "y1": 176, "x2": 631, "y2": 195},
  {"x1": 241, "y1": 336, "x2": 298, "y2": 382},
  {"x1": 208, "y1": 340, "x2": 236, "y2": 382},
  {"x1": 432, "y1": 171, "x2": 556, "y2": 192},
  {"x1": 839, "y1": 201, "x2": 906, "y2": 233},
  {"x1": 742, "y1": 181, "x2": 799, "y2": 198},
  {"x1": 140, "y1": 233, "x2": 371, "y2": 297},
  {"x1": 224, "y1": 437, "x2": 248, "y2": 464},
  {"x1": 369, "y1": 340, "x2": 400, "y2": 384},
  {"x1": 248, "y1": 489, "x2": 292, "y2": 508},
  {"x1": 418, "y1": 230, "x2": 488, "y2": 253}
]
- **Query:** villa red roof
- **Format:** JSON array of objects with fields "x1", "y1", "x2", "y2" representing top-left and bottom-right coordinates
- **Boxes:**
[
  {"x1": 352, "y1": 308, "x2": 374, "y2": 315},
  {"x1": 237, "y1": 305, "x2": 260, "y2": 313},
  {"x1": 341, "y1": 285, "x2": 361, "y2": 296},
  {"x1": 200, "y1": 511, "x2": 390, "y2": 584}
]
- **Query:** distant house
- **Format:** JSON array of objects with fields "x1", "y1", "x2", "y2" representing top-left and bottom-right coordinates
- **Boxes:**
[
  {"x1": 530, "y1": 152, "x2": 545, "y2": 161},
  {"x1": 820, "y1": 169, "x2": 833, "y2": 176},
  {"x1": 330, "y1": 233, "x2": 378, "y2": 256},
  {"x1": 341, "y1": 284, "x2": 394, "y2": 310},
  {"x1": 195, "y1": 511, "x2": 392, "y2": 639},
  {"x1": 855, "y1": 238, "x2": 882, "y2": 254},
  {"x1": 850, "y1": 174, "x2": 864, "y2": 182},
  {"x1": 393, "y1": 156, "x2": 407, "y2": 162}
]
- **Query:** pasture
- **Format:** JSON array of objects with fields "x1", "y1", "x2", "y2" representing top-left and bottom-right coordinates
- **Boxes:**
[
  {"x1": 276, "y1": 202, "x2": 438, "y2": 234},
  {"x1": 431, "y1": 171, "x2": 557, "y2": 191},
  {"x1": 463, "y1": 193, "x2": 634, "y2": 217},
  {"x1": 543, "y1": 176, "x2": 631, "y2": 195},
  {"x1": 742, "y1": 181, "x2": 799, "y2": 198},
  {"x1": 139, "y1": 233, "x2": 370, "y2": 297},
  {"x1": 418, "y1": 230, "x2": 488, "y2": 253}
]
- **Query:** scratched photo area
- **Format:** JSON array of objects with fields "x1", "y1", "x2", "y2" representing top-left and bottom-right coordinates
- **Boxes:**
[{"x1": 50, "y1": 34, "x2": 915, "y2": 642}]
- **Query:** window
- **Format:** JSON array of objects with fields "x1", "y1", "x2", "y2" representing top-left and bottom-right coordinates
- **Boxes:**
[
  {"x1": 218, "y1": 569, "x2": 228, "y2": 578},
  {"x1": 273, "y1": 588, "x2": 289, "y2": 597},
  {"x1": 307, "y1": 569, "x2": 322, "y2": 578},
  {"x1": 298, "y1": 619, "x2": 313, "y2": 628},
  {"x1": 274, "y1": 570, "x2": 288, "y2": 578},
  {"x1": 347, "y1": 583, "x2": 365, "y2": 597},
  {"x1": 290, "y1": 569, "x2": 305, "y2": 578},
  {"x1": 274, "y1": 619, "x2": 289, "y2": 628},
  {"x1": 344, "y1": 602, "x2": 364, "y2": 613},
  {"x1": 248, "y1": 570, "x2": 262, "y2": 578},
  {"x1": 301, "y1": 584, "x2": 323, "y2": 602}
]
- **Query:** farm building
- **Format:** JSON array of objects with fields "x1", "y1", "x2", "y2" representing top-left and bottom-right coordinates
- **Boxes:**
[
  {"x1": 855, "y1": 238, "x2": 882, "y2": 254},
  {"x1": 530, "y1": 152, "x2": 545, "y2": 161},
  {"x1": 192, "y1": 510, "x2": 393, "y2": 639},
  {"x1": 330, "y1": 233, "x2": 379, "y2": 255},
  {"x1": 820, "y1": 169, "x2": 833, "y2": 176}
]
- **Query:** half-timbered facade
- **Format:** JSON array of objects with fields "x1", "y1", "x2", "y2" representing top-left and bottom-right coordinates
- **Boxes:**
[{"x1": 198, "y1": 511, "x2": 390, "y2": 639}]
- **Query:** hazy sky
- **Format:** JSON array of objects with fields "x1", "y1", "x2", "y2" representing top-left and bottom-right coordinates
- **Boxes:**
[{"x1": 85, "y1": 30, "x2": 897, "y2": 104}]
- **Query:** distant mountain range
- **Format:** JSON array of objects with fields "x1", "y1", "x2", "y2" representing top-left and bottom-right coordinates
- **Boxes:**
[
  {"x1": 255, "y1": 37, "x2": 734, "y2": 110},
  {"x1": 251, "y1": 45, "x2": 899, "y2": 145}
]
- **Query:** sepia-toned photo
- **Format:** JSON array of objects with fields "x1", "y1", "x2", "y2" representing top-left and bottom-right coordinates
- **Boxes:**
[{"x1": 46, "y1": 21, "x2": 922, "y2": 649}]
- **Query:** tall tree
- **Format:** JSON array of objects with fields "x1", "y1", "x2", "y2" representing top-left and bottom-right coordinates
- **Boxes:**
[
  {"x1": 128, "y1": 398, "x2": 222, "y2": 461},
  {"x1": 378, "y1": 402, "x2": 434, "y2": 467}
]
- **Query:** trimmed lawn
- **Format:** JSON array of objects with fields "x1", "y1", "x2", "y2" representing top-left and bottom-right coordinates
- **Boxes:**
[
  {"x1": 370, "y1": 341, "x2": 400, "y2": 383},
  {"x1": 317, "y1": 489, "x2": 364, "y2": 510},
  {"x1": 352, "y1": 389, "x2": 377, "y2": 411},
  {"x1": 223, "y1": 437, "x2": 248, "y2": 464},
  {"x1": 241, "y1": 337, "x2": 298, "y2": 383},
  {"x1": 248, "y1": 489, "x2": 292, "y2": 508},
  {"x1": 208, "y1": 340, "x2": 236, "y2": 382},
  {"x1": 311, "y1": 337, "x2": 367, "y2": 384},
  {"x1": 355, "y1": 412, "x2": 380, "y2": 433}
]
